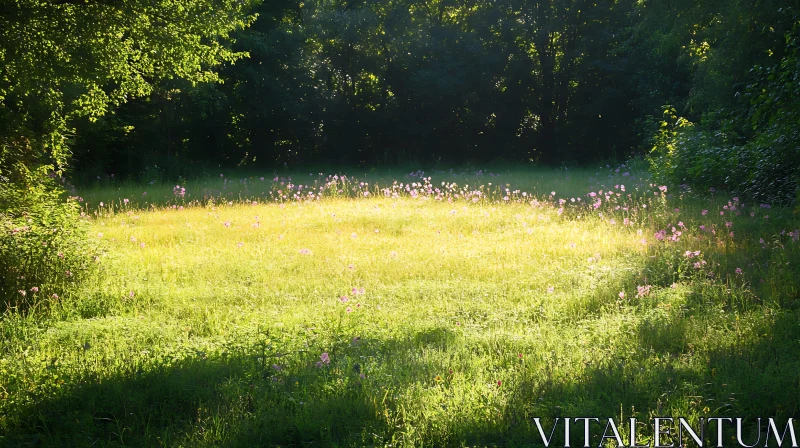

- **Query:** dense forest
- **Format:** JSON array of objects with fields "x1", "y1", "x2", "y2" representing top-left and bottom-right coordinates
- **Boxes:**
[{"x1": 2, "y1": 1, "x2": 799, "y2": 200}]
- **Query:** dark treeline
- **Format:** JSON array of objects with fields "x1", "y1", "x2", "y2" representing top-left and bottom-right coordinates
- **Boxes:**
[{"x1": 67, "y1": 0, "x2": 798, "y2": 189}]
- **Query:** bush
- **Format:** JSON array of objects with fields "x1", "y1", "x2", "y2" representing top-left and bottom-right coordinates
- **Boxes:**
[
  {"x1": 649, "y1": 30, "x2": 800, "y2": 204},
  {"x1": 0, "y1": 137, "x2": 93, "y2": 314}
]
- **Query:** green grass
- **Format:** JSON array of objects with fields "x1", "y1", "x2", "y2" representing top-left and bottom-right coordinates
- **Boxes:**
[{"x1": 2, "y1": 166, "x2": 800, "y2": 447}]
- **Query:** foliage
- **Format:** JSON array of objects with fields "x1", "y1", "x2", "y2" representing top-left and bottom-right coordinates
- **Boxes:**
[
  {"x1": 67, "y1": 0, "x2": 641, "y2": 173},
  {"x1": 0, "y1": 175, "x2": 92, "y2": 313},
  {"x1": 0, "y1": 0, "x2": 258, "y2": 171},
  {"x1": 644, "y1": 4, "x2": 800, "y2": 204}
]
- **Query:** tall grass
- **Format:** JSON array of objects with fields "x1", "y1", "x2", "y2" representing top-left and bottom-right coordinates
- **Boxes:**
[{"x1": 1, "y1": 165, "x2": 798, "y2": 447}]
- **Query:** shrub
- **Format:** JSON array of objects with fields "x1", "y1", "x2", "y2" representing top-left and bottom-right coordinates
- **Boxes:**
[
  {"x1": 649, "y1": 30, "x2": 800, "y2": 204},
  {"x1": 0, "y1": 136, "x2": 93, "y2": 314}
]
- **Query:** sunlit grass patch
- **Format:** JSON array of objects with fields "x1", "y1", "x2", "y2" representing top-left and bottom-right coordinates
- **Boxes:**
[{"x1": 1, "y1": 166, "x2": 799, "y2": 446}]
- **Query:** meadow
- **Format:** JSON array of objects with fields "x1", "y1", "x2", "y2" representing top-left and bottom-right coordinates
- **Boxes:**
[{"x1": 1, "y1": 165, "x2": 799, "y2": 447}]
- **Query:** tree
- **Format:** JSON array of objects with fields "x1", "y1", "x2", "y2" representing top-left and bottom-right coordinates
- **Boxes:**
[{"x1": 0, "y1": 0, "x2": 259, "y2": 183}]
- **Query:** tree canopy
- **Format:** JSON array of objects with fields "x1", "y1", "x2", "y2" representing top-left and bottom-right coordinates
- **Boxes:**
[
  {"x1": 0, "y1": 0, "x2": 258, "y2": 184},
  {"x1": 1, "y1": 0, "x2": 799, "y2": 201}
]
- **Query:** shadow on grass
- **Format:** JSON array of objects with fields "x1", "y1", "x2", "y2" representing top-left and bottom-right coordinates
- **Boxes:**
[{"x1": 2, "y1": 328, "x2": 461, "y2": 447}]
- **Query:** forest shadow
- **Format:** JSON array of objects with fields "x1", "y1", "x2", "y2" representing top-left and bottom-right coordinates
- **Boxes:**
[{"x1": 1, "y1": 328, "x2": 459, "y2": 447}]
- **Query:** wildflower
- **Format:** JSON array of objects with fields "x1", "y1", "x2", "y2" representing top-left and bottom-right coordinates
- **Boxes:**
[
  {"x1": 725, "y1": 222, "x2": 732, "y2": 228},
  {"x1": 237, "y1": 242, "x2": 244, "y2": 248},
  {"x1": 299, "y1": 248, "x2": 311, "y2": 255},
  {"x1": 99, "y1": 202, "x2": 104, "y2": 207},
  {"x1": 547, "y1": 287, "x2": 554, "y2": 293},
  {"x1": 735, "y1": 268, "x2": 743, "y2": 275},
  {"x1": 346, "y1": 307, "x2": 353, "y2": 313},
  {"x1": 351, "y1": 233, "x2": 357, "y2": 238},
  {"x1": 497, "y1": 380, "x2": 502, "y2": 386},
  {"x1": 618, "y1": 291, "x2": 625, "y2": 299},
  {"x1": 52, "y1": 294, "x2": 59, "y2": 299},
  {"x1": 30, "y1": 286, "x2": 39, "y2": 293},
  {"x1": 130, "y1": 236, "x2": 136, "y2": 242},
  {"x1": 702, "y1": 210, "x2": 708, "y2": 216},
  {"x1": 348, "y1": 264, "x2": 355, "y2": 270},
  {"x1": 18, "y1": 290, "x2": 26, "y2": 296},
  {"x1": 636, "y1": 285, "x2": 651, "y2": 298},
  {"x1": 272, "y1": 364, "x2": 282, "y2": 371},
  {"x1": 123, "y1": 198, "x2": 129, "y2": 205},
  {"x1": 129, "y1": 291, "x2": 135, "y2": 298},
  {"x1": 352, "y1": 287, "x2": 365, "y2": 295},
  {"x1": 223, "y1": 222, "x2": 231, "y2": 227},
  {"x1": 140, "y1": 242, "x2": 145, "y2": 248},
  {"x1": 320, "y1": 353, "x2": 330, "y2": 365},
  {"x1": 390, "y1": 251, "x2": 398, "y2": 257}
]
